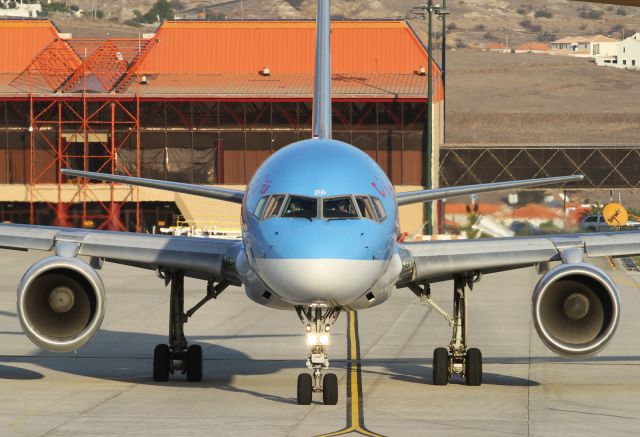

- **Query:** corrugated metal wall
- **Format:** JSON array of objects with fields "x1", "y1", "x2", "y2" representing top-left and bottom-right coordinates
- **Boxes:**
[
  {"x1": 0, "y1": 20, "x2": 58, "y2": 73},
  {"x1": 138, "y1": 21, "x2": 434, "y2": 77}
]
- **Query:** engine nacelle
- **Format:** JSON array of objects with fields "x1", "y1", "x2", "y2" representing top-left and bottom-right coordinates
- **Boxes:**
[
  {"x1": 532, "y1": 263, "x2": 620, "y2": 358},
  {"x1": 17, "y1": 256, "x2": 106, "y2": 352}
]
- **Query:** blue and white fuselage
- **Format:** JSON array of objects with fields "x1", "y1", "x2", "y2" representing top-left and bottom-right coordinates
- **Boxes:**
[{"x1": 238, "y1": 138, "x2": 402, "y2": 310}]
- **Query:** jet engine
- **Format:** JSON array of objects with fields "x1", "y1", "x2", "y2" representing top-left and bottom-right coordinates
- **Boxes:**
[
  {"x1": 17, "y1": 256, "x2": 106, "y2": 352},
  {"x1": 532, "y1": 263, "x2": 620, "y2": 358}
]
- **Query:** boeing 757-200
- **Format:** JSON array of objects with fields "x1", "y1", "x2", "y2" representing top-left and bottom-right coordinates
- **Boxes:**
[{"x1": 0, "y1": 0, "x2": 636, "y2": 405}]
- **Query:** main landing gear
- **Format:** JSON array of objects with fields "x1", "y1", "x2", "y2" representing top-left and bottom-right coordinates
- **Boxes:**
[
  {"x1": 410, "y1": 273, "x2": 483, "y2": 386},
  {"x1": 153, "y1": 270, "x2": 228, "y2": 383},
  {"x1": 295, "y1": 305, "x2": 341, "y2": 405}
]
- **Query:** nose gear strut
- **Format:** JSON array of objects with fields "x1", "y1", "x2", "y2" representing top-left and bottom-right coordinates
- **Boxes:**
[{"x1": 295, "y1": 305, "x2": 341, "y2": 405}]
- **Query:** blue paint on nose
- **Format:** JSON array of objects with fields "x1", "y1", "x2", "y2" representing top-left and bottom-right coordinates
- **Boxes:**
[{"x1": 253, "y1": 219, "x2": 393, "y2": 261}]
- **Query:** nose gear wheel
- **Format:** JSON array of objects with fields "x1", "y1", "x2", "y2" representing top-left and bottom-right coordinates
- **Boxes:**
[{"x1": 295, "y1": 305, "x2": 342, "y2": 405}]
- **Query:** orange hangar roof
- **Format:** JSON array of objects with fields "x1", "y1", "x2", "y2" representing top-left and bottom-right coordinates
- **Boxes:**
[
  {"x1": 0, "y1": 19, "x2": 59, "y2": 73},
  {"x1": 124, "y1": 19, "x2": 441, "y2": 101}
]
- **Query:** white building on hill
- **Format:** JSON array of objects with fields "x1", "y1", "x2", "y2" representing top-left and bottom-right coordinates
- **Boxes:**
[
  {"x1": 551, "y1": 35, "x2": 618, "y2": 58},
  {"x1": 596, "y1": 33, "x2": 640, "y2": 70},
  {"x1": 0, "y1": 0, "x2": 42, "y2": 18}
]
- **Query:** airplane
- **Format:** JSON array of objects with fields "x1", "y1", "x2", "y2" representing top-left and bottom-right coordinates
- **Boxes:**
[{"x1": 0, "y1": 0, "x2": 635, "y2": 406}]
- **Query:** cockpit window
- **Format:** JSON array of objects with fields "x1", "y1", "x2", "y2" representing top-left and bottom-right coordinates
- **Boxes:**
[
  {"x1": 262, "y1": 195, "x2": 285, "y2": 219},
  {"x1": 282, "y1": 196, "x2": 318, "y2": 219},
  {"x1": 253, "y1": 196, "x2": 268, "y2": 219},
  {"x1": 323, "y1": 196, "x2": 359, "y2": 219},
  {"x1": 372, "y1": 197, "x2": 387, "y2": 222},
  {"x1": 355, "y1": 196, "x2": 377, "y2": 221}
]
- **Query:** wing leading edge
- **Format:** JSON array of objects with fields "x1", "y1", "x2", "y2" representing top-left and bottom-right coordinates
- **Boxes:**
[
  {"x1": 398, "y1": 231, "x2": 640, "y2": 285},
  {"x1": 0, "y1": 223, "x2": 243, "y2": 283}
]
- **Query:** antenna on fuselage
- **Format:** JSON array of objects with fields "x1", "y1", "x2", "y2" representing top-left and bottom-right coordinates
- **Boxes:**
[{"x1": 312, "y1": 0, "x2": 332, "y2": 140}]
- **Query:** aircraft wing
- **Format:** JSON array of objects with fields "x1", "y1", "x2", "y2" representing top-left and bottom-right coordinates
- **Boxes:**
[
  {"x1": 398, "y1": 231, "x2": 640, "y2": 284},
  {"x1": 0, "y1": 223, "x2": 243, "y2": 283},
  {"x1": 396, "y1": 175, "x2": 583, "y2": 206},
  {"x1": 62, "y1": 169, "x2": 245, "y2": 204}
]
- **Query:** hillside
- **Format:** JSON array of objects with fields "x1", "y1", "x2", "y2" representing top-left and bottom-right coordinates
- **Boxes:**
[
  {"x1": 55, "y1": 0, "x2": 640, "y2": 47},
  {"x1": 41, "y1": 1, "x2": 640, "y2": 145}
]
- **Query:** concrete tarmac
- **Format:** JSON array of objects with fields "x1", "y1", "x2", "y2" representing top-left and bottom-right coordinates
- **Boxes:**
[{"x1": 0, "y1": 250, "x2": 639, "y2": 436}]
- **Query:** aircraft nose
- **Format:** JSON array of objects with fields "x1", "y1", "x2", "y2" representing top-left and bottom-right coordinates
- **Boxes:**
[{"x1": 252, "y1": 221, "x2": 390, "y2": 304}]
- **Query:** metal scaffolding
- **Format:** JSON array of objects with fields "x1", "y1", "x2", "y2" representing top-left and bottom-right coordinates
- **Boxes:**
[{"x1": 9, "y1": 37, "x2": 150, "y2": 230}]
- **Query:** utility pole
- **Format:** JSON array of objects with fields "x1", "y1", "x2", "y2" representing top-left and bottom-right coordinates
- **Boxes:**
[{"x1": 410, "y1": 2, "x2": 449, "y2": 236}]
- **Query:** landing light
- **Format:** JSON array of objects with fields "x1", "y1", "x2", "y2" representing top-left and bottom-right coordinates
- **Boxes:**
[
  {"x1": 306, "y1": 333, "x2": 330, "y2": 346},
  {"x1": 306, "y1": 334, "x2": 318, "y2": 346}
]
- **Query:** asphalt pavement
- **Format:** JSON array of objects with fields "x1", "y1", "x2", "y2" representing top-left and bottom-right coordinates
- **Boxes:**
[{"x1": 0, "y1": 250, "x2": 638, "y2": 436}]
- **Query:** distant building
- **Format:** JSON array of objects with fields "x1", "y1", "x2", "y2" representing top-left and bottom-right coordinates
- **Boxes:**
[
  {"x1": 550, "y1": 35, "x2": 618, "y2": 58},
  {"x1": 0, "y1": 0, "x2": 41, "y2": 18},
  {"x1": 615, "y1": 33, "x2": 640, "y2": 69},
  {"x1": 486, "y1": 42, "x2": 509, "y2": 53},
  {"x1": 596, "y1": 33, "x2": 640, "y2": 70},
  {"x1": 514, "y1": 42, "x2": 551, "y2": 54}
]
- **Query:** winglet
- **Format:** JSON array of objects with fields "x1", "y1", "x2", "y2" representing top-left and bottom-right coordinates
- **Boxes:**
[{"x1": 312, "y1": 0, "x2": 332, "y2": 139}]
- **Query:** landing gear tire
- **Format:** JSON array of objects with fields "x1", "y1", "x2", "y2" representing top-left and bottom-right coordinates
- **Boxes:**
[
  {"x1": 153, "y1": 344, "x2": 170, "y2": 382},
  {"x1": 465, "y1": 348, "x2": 482, "y2": 386},
  {"x1": 186, "y1": 344, "x2": 203, "y2": 382},
  {"x1": 432, "y1": 347, "x2": 449, "y2": 386},
  {"x1": 322, "y1": 373, "x2": 338, "y2": 405},
  {"x1": 297, "y1": 373, "x2": 313, "y2": 405}
]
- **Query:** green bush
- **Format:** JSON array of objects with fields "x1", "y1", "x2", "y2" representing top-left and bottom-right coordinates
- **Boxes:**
[
  {"x1": 579, "y1": 9, "x2": 603, "y2": 20},
  {"x1": 534, "y1": 9, "x2": 552, "y2": 18}
]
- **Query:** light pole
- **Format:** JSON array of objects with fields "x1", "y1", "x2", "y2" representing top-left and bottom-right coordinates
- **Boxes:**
[{"x1": 410, "y1": 2, "x2": 449, "y2": 236}]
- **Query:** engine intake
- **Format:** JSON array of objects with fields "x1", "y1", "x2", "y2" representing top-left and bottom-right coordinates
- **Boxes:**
[
  {"x1": 532, "y1": 263, "x2": 620, "y2": 358},
  {"x1": 17, "y1": 256, "x2": 106, "y2": 352}
]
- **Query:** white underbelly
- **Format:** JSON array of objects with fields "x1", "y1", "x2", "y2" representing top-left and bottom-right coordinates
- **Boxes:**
[{"x1": 254, "y1": 258, "x2": 386, "y2": 305}]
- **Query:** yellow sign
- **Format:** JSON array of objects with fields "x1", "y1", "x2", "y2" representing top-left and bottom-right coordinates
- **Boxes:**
[{"x1": 603, "y1": 203, "x2": 628, "y2": 227}]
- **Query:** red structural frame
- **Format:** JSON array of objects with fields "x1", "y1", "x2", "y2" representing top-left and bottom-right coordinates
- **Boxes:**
[{"x1": 15, "y1": 38, "x2": 150, "y2": 231}]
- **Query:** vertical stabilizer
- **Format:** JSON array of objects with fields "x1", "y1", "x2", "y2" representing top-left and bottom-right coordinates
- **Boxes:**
[{"x1": 312, "y1": 0, "x2": 332, "y2": 139}]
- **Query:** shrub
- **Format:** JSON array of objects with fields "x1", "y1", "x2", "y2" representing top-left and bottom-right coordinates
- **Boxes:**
[
  {"x1": 124, "y1": 19, "x2": 142, "y2": 27},
  {"x1": 474, "y1": 24, "x2": 486, "y2": 31},
  {"x1": 446, "y1": 22, "x2": 457, "y2": 32},
  {"x1": 579, "y1": 9, "x2": 604, "y2": 20},
  {"x1": 516, "y1": 6, "x2": 527, "y2": 15},
  {"x1": 96, "y1": 10, "x2": 104, "y2": 19},
  {"x1": 484, "y1": 31, "x2": 497, "y2": 40},
  {"x1": 616, "y1": 7, "x2": 627, "y2": 16},
  {"x1": 534, "y1": 9, "x2": 552, "y2": 18}
]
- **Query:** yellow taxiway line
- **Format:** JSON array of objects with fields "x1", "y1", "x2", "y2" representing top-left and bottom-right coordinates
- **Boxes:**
[{"x1": 315, "y1": 311, "x2": 385, "y2": 437}]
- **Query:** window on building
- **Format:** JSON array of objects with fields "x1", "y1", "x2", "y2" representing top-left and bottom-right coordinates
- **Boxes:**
[
  {"x1": 624, "y1": 47, "x2": 626, "y2": 53},
  {"x1": 593, "y1": 44, "x2": 599, "y2": 55},
  {"x1": 623, "y1": 60, "x2": 627, "y2": 65},
  {"x1": 633, "y1": 60, "x2": 636, "y2": 66}
]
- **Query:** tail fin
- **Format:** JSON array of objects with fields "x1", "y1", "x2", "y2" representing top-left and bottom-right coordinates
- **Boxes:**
[{"x1": 312, "y1": 0, "x2": 332, "y2": 139}]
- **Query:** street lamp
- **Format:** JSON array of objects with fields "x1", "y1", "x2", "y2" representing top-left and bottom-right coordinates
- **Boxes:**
[{"x1": 410, "y1": 2, "x2": 449, "y2": 236}]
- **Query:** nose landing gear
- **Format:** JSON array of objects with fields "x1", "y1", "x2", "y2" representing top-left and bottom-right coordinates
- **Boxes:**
[{"x1": 295, "y1": 305, "x2": 341, "y2": 405}]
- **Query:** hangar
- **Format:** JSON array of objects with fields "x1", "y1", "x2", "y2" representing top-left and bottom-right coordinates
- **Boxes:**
[{"x1": 0, "y1": 18, "x2": 443, "y2": 232}]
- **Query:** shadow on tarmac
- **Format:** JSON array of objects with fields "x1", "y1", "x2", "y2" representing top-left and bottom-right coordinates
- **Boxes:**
[{"x1": 1, "y1": 317, "x2": 639, "y2": 400}]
